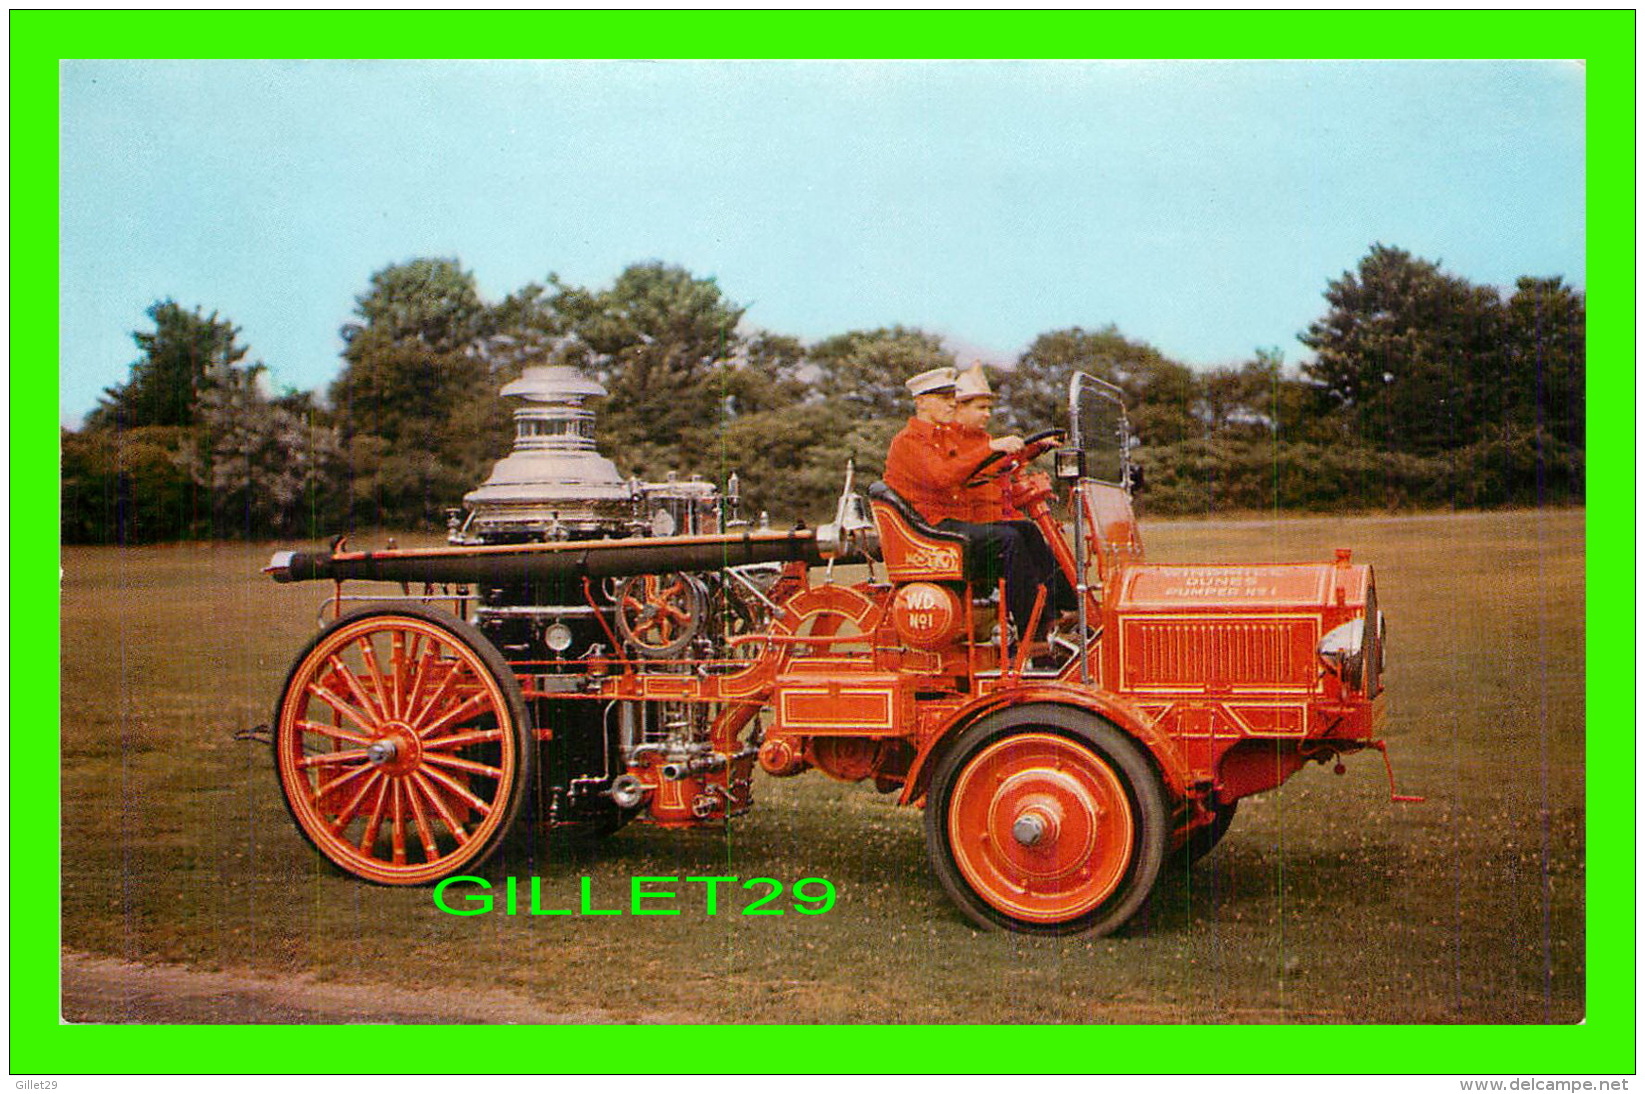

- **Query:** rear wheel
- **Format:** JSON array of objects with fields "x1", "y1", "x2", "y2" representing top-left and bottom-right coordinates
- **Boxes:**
[
  {"x1": 924, "y1": 705, "x2": 1167, "y2": 935},
  {"x1": 273, "y1": 605, "x2": 533, "y2": 885},
  {"x1": 1173, "y1": 799, "x2": 1238, "y2": 867}
]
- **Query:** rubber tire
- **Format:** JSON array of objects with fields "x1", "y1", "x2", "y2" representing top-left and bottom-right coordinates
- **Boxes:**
[
  {"x1": 923, "y1": 704, "x2": 1168, "y2": 936},
  {"x1": 1172, "y1": 799, "x2": 1238, "y2": 868},
  {"x1": 272, "y1": 603, "x2": 534, "y2": 885}
]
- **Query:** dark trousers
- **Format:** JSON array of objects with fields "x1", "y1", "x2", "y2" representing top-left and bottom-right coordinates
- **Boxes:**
[{"x1": 937, "y1": 518, "x2": 1074, "y2": 640}]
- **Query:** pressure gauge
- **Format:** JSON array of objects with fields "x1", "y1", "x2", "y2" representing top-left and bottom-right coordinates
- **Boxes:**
[{"x1": 542, "y1": 622, "x2": 574, "y2": 653}]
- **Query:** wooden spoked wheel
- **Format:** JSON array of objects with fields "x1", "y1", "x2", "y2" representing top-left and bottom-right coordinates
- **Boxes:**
[
  {"x1": 925, "y1": 706, "x2": 1167, "y2": 936},
  {"x1": 273, "y1": 605, "x2": 532, "y2": 885}
]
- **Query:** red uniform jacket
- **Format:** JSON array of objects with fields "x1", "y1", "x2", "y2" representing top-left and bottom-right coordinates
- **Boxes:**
[
  {"x1": 950, "y1": 423, "x2": 1024, "y2": 522},
  {"x1": 884, "y1": 418, "x2": 1000, "y2": 525}
]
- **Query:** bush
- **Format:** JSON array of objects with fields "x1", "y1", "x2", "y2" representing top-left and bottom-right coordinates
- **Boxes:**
[
  {"x1": 1133, "y1": 433, "x2": 1582, "y2": 517},
  {"x1": 61, "y1": 426, "x2": 204, "y2": 543}
]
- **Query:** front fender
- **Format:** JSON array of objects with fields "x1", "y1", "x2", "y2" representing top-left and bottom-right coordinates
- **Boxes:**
[{"x1": 898, "y1": 685, "x2": 1192, "y2": 808}]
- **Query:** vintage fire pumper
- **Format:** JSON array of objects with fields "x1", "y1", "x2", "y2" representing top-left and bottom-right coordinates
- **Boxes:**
[{"x1": 264, "y1": 366, "x2": 1390, "y2": 935}]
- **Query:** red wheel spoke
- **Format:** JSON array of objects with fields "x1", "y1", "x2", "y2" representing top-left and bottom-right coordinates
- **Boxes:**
[
  {"x1": 360, "y1": 777, "x2": 391, "y2": 854},
  {"x1": 418, "y1": 764, "x2": 493, "y2": 818},
  {"x1": 407, "y1": 659, "x2": 463, "y2": 730},
  {"x1": 357, "y1": 636, "x2": 392, "y2": 721},
  {"x1": 411, "y1": 772, "x2": 469, "y2": 845},
  {"x1": 401, "y1": 632, "x2": 428, "y2": 719},
  {"x1": 390, "y1": 779, "x2": 408, "y2": 865},
  {"x1": 660, "y1": 604, "x2": 692, "y2": 625},
  {"x1": 421, "y1": 752, "x2": 503, "y2": 779},
  {"x1": 305, "y1": 683, "x2": 381, "y2": 737},
  {"x1": 326, "y1": 655, "x2": 384, "y2": 724},
  {"x1": 297, "y1": 748, "x2": 371, "y2": 769},
  {"x1": 416, "y1": 691, "x2": 492, "y2": 740},
  {"x1": 387, "y1": 630, "x2": 409, "y2": 720},
  {"x1": 422, "y1": 728, "x2": 505, "y2": 751},
  {"x1": 403, "y1": 777, "x2": 441, "y2": 863},
  {"x1": 401, "y1": 638, "x2": 432, "y2": 721},
  {"x1": 295, "y1": 720, "x2": 373, "y2": 747},
  {"x1": 317, "y1": 761, "x2": 375, "y2": 800},
  {"x1": 330, "y1": 770, "x2": 383, "y2": 833}
]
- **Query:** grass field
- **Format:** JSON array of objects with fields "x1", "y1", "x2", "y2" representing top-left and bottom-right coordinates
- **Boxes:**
[{"x1": 59, "y1": 508, "x2": 1585, "y2": 1023}]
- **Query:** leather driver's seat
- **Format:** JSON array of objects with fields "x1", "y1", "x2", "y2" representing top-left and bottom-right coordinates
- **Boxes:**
[{"x1": 867, "y1": 482, "x2": 967, "y2": 583}]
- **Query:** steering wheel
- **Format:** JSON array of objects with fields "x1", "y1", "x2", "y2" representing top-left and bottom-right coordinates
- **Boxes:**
[{"x1": 964, "y1": 428, "x2": 1065, "y2": 487}]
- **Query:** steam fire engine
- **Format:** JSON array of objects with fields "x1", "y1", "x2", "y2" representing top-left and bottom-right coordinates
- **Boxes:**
[{"x1": 264, "y1": 366, "x2": 1390, "y2": 935}]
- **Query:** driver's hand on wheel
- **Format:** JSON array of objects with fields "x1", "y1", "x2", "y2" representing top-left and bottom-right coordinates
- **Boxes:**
[{"x1": 990, "y1": 435, "x2": 1025, "y2": 454}]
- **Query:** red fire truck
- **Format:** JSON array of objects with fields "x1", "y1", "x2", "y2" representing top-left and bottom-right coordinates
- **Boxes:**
[{"x1": 265, "y1": 370, "x2": 1389, "y2": 935}]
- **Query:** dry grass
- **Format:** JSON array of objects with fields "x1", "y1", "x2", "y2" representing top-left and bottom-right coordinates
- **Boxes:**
[{"x1": 60, "y1": 509, "x2": 1585, "y2": 1023}]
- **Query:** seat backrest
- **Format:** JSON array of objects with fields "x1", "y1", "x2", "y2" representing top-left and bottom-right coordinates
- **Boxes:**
[{"x1": 868, "y1": 482, "x2": 967, "y2": 582}]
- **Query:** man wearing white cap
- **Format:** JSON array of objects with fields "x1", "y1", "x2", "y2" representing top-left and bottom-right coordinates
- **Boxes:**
[{"x1": 882, "y1": 364, "x2": 1048, "y2": 648}]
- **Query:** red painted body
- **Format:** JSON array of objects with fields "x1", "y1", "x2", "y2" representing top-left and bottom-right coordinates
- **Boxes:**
[{"x1": 501, "y1": 468, "x2": 1383, "y2": 855}]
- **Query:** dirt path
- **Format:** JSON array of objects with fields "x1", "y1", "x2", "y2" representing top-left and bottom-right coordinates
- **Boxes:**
[
  {"x1": 61, "y1": 950, "x2": 1353, "y2": 1025},
  {"x1": 61, "y1": 950, "x2": 701, "y2": 1025}
]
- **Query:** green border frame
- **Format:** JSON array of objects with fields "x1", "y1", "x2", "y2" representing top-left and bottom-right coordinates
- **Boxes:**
[{"x1": 15, "y1": 10, "x2": 1634, "y2": 1076}]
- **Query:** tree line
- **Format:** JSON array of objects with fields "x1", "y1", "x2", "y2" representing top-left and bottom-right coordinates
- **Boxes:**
[{"x1": 61, "y1": 244, "x2": 1585, "y2": 544}]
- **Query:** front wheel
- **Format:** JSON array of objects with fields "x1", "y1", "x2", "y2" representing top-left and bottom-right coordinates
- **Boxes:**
[{"x1": 924, "y1": 706, "x2": 1167, "y2": 935}]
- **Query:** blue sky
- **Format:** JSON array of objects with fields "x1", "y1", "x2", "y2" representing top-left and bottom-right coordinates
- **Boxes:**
[{"x1": 59, "y1": 59, "x2": 1585, "y2": 426}]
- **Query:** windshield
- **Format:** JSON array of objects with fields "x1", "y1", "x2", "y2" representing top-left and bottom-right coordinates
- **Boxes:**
[{"x1": 1067, "y1": 373, "x2": 1131, "y2": 486}]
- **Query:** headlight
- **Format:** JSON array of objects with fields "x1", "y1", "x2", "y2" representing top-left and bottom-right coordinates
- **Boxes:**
[
  {"x1": 1318, "y1": 584, "x2": 1385, "y2": 697},
  {"x1": 1318, "y1": 618, "x2": 1366, "y2": 689}
]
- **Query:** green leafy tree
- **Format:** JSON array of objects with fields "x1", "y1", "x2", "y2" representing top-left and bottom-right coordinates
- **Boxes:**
[
  {"x1": 808, "y1": 327, "x2": 953, "y2": 421},
  {"x1": 86, "y1": 300, "x2": 249, "y2": 430},
  {"x1": 1195, "y1": 349, "x2": 1336, "y2": 444},
  {"x1": 343, "y1": 257, "x2": 492, "y2": 350},
  {"x1": 1002, "y1": 325, "x2": 1198, "y2": 444},
  {"x1": 1299, "y1": 244, "x2": 1506, "y2": 455},
  {"x1": 714, "y1": 402, "x2": 901, "y2": 525},
  {"x1": 728, "y1": 326, "x2": 950, "y2": 519},
  {"x1": 330, "y1": 258, "x2": 496, "y2": 448},
  {"x1": 61, "y1": 426, "x2": 200, "y2": 543},
  {"x1": 548, "y1": 263, "x2": 746, "y2": 477},
  {"x1": 718, "y1": 331, "x2": 810, "y2": 417},
  {"x1": 1198, "y1": 354, "x2": 1275, "y2": 439},
  {"x1": 1501, "y1": 275, "x2": 1585, "y2": 449},
  {"x1": 327, "y1": 258, "x2": 509, "y2": 526}
]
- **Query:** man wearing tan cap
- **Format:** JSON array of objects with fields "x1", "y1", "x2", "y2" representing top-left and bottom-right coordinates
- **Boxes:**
[
  {"x1": 952, "y1": 364, "x2": 1023, "y2": 522},
  {"x1": 951, "y1": 364, "x2": 1072, "y2": 633}
]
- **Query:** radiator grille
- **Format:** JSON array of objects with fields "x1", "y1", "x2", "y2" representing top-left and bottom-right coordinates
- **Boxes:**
[{"x1": 1123, "y1": 618, "x2": 1315, "y2": 688}]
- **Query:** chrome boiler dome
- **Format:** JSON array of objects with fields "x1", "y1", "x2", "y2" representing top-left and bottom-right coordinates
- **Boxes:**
[{"x1": 462, "y1": 365, "x2": 634, "y2": 539}]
